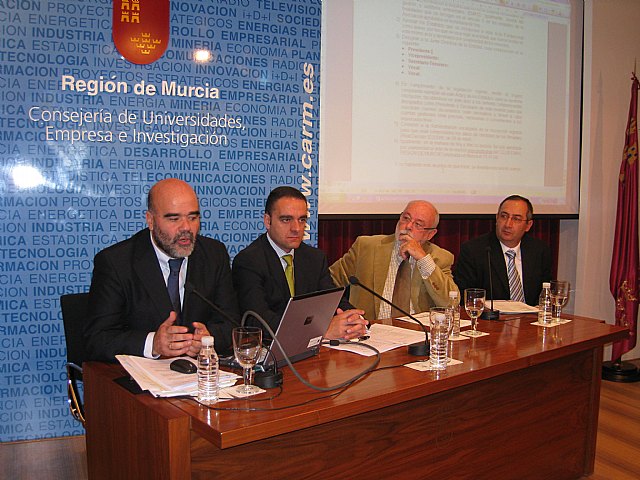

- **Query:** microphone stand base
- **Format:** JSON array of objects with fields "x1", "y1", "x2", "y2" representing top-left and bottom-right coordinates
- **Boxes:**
[
  {"x1": 254, "y1": 370, "x2": 284, "y2": 389},
  {"x1": 408, "y1": 342, "x2": 429, "y2": 356},
  {"x1": 480, "y1": 309, "x2": 500, "y2": 320}
]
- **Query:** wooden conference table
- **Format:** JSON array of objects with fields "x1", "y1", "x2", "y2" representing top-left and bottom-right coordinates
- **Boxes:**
[{"x1": 84, "y1": 314, "x2": 626, "y2": 480}]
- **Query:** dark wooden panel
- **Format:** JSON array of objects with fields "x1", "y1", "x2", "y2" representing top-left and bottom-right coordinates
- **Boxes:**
[
  {"x1": 190, "y1": 349, "x2": 597, "y2": 480},
  {"x1": 174, "y1": 315, "x2": 625, "y2": 450},
  {"x1": 83, "y1": 315, "x2": 627, "y2": 479},
  {"x1": 84, "y1": 363, "x2": 191, "y2": 480},
  {"x1": 6, "y1": 360, "x2": 639, "y2": 480}
]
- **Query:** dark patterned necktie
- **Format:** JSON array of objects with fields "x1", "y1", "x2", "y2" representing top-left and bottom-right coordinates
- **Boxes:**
[
  {"x1": 168, "y1": 258, "x2": 184, "y2": 317},
  {"x1": 391, "y1": 259, "x2": 411, "y2": 318}
]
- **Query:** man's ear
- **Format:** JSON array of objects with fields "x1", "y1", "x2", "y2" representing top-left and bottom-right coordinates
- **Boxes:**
[{"x1": 524, "y1": 220, "x2": 533, "y2": 233}]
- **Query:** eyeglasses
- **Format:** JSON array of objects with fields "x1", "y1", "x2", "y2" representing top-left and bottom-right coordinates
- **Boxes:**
[
  {"x1": 497, "y1": 212, "x2": 530, "y2": 224},
  {"x1": 399, "y1": 213, "x2": 436, "y2": 232}
]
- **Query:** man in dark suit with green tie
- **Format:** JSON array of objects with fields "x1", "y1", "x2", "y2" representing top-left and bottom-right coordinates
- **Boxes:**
[{"x1": 232, "y1": 186, "x2": 367, "y2": 340}]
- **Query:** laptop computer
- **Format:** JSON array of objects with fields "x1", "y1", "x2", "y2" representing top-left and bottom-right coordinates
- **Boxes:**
[
  {"x1": 262, "y1": 286, "x2": 345, "y2": 368},
  {"x1": 220, "y1": 286, "x2": 345, "y2": 369}
]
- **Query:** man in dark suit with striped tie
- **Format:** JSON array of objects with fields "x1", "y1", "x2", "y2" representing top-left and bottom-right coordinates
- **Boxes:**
[{"x1": 454, "y1": 195, "x2": 552, "y2": 306}]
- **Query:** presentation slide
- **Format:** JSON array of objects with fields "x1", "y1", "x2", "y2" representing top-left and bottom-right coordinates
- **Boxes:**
[{"x1": 319, "y1": 0, "x2": 582, "y2": 215}]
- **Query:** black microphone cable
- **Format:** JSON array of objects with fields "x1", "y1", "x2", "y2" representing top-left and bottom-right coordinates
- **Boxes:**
[
  {"x1": 184, "y1": 282, "x2": 241, "y2": 327},
  {"x1": 348, "y1": 275, "x2": 430, "y2": 356},
  {"x1": 185, "y1": 284, "x2": 380, "y2": 392},
  {"x1": 480, "y1": 246, "x2": 500, "y2": 320},
  {"x1": 185, "y1": 283, "x2": 284, "y2": 388},
  {"x1": 242, "y1": 310, "x2": 381, "y2": 392}
]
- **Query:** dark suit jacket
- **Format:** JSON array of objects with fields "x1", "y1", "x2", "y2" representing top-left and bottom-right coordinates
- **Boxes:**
[
  {"x1": 232, "y1": 233, "x2": 350, "y2": 334},
  {"x1": 454, "y1": 232, "x2": 552, "y2": 306},
  {"x1": 84, "y1": 229, "x2": 239, "y2": 361}
]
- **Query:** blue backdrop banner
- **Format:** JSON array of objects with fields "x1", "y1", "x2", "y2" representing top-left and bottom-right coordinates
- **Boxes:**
[{"x1": 0, "y1": 0, "x2": 321, "y2": 441}]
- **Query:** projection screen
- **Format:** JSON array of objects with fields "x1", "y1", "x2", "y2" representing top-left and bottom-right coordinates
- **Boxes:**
[{"x1": 319, "y1": 0, "x2": 583, "y2": 215}]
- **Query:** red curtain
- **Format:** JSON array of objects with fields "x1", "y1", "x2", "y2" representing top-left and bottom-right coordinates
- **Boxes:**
[{"x1": 319, "y1": 217, "x2": 559, "y2": 277}]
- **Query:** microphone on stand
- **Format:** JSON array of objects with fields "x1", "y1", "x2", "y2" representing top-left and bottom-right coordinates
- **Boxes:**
[
  {"x1": 480, "y1": 247, "x2": 500, "y2": 320},
  {"x1": 185, "y1": 282, "x2": 241, "y2": 327},
  {"x1": 348, "y1": 276, "x2": 429, "y2": 356},
  {"x1": 184, "y1": 283, "x2": 283, "y2": 389}
]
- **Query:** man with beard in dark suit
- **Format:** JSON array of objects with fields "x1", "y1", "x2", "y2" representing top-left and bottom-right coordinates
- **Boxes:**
[
  {"x1": 232, "y1": 186, "x2": 368, "y2": 340},
  {"x1": 84, "y1": 178, "x2": 239, "y2": 362},
  {"x1": 454, "y1": 195, "x2": 552, "y2": 306}
]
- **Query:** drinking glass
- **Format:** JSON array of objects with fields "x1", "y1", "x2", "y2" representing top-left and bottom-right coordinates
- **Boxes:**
[
  {"x1": 429, "y1": 307, "x2": 451, "y2": 370},
  {"x1": 232, "y1": 326, "x2": 262, "y2": 395},
  {"x1": 550, "y1": 280, "x2": 570, "y2": 323},
  {"x1": 464, "y1": 288, "x2": 486, "y2": 337}
]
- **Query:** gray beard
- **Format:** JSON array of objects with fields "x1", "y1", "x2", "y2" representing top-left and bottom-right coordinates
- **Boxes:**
[{"x1": 152, "y1": 228, "x2": 195, "y2": 258}]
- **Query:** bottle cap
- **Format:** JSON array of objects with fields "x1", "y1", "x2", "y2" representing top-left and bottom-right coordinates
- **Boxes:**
[
  {"x1": 202, "y1": 336, "x2": 214, "y2": 347},
  {"x1": 449, "y1": 290, "x2": 458, "y2": 298}
]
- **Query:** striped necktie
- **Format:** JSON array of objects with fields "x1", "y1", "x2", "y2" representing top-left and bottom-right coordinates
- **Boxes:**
[{"x1": 505, "y1": 250, "x2": 525, "y2": 302}]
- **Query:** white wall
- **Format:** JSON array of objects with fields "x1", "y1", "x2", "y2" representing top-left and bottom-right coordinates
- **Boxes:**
[
  {"x1": 571, "y1": 0, "x2": 640, "y2": 361},
  {"x1": 558, "y1": 218, "x2": 578, "y2": 314}
]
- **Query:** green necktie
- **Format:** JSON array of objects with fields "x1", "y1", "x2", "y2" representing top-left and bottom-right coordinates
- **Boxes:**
[{"x1": 282, "y1": 254, "x2": 294, "y2": 296}]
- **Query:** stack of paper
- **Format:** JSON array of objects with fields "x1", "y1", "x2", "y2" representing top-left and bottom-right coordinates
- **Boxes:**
[
  {"x1": 489, "y1": 300, "x2": 539, "y2": 314},
  {"x1": 116, "y1": 355, "x2": 240, "y2": 398},
  {"x1": 327, "y1": 323, "x2": 427, "y2": 356}
]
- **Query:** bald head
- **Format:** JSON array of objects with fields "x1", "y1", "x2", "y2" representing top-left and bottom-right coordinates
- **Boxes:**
[
  {"x1": 146, "y1": 178, "x2": 200, "y2": 258},
  {"x1": 395, "y1": 200, "x2": 439, "y2": 243},
  {"x1": 405, "y1": 200, "x2": 439, "y2": 227},
  {"x1": 147, "y1": 178, "x2": 198, "y2": 214}
]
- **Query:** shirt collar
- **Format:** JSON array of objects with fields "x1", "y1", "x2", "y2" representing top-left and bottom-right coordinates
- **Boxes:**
[
  {"x1": 499, "y1": 241, "x2": 521, "y2": 257},
  {"x1": 266, "y1": 232, "x2": 295, "y2": 259}
]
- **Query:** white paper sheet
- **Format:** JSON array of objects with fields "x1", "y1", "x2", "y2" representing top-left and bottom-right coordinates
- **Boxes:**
[
  {"x1": 116, "y1": 355, "x2": 241, "y2": 398},
  {"x1": 490, "y1": 300, "x2": 539, "y2": 314},
  {"x1": 326, "y1": 323, "x2": 427, "y2": 356}
]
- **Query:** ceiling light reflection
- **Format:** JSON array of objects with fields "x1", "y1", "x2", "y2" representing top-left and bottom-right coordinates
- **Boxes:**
[
  {"x1": 12, "y1": 165, "x2": 46, "y2": 189},
  {"x1": 193, "y1": 49, "x2": 212, "y2": 63}
]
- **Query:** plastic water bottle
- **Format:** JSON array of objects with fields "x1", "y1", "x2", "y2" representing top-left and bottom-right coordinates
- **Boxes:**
[
  {"x1": 429, "y1": 309, "x2": 449, "y2": 370},
  {"x1": 448, "y1": 290, "x2": 461, "y2": 338},
  {"x1": 538, "y1": 282, "x2": 552, "y2": 324},
  {"x1": 197, "y1": 335, "x2": 219, "y2": 405}
]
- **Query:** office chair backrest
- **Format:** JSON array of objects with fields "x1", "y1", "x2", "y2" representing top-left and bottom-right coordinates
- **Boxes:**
[
  {"x1": 60, "y1": 292, "x2": 90, "y2": 426},
  {"x1": 61, "y1": 293, "x2": 90, "y2": 367}
]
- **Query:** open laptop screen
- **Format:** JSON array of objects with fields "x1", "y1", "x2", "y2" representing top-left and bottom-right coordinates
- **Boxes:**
[{"x1": 263, "y1": 286, "x2": 345, "y2": 367}]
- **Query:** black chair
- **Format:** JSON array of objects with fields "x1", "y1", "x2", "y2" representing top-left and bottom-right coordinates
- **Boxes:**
[{"x1": 60, "y1": 293, "x2": 90, "y2": 426}]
